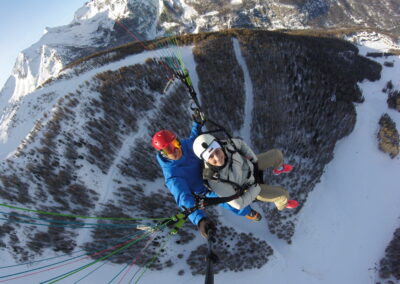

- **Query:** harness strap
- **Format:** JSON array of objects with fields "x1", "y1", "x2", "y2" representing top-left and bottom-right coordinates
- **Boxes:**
[
  {"x1": 211, "y1": 140, "x2": 257, "y2": 188},
  {"x1": 203, "y1": 172, "x2": 257, "y2": 198}
]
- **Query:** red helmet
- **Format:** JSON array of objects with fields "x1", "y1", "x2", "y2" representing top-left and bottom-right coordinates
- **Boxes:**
[{"x1": 152, "y1": 130, "x2": 177, "y2": 151}]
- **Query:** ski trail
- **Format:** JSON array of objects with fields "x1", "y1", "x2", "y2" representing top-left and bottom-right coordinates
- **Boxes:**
[
  {"x1": 232, "y1": 37, "x2": 254, "y2": 148},
  {"x1": 231, "y1": 37, "x2": 291, "y2": 282}
]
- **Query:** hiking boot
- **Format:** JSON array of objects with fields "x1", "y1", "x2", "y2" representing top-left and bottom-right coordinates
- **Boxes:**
[
  {"x1": 273, "y1": 164, "x2": 293, "y2": 175},
  {"x1": 286, "y1": 200, "x2": 299, "y2": 209},
  {"x1": 245, "y1": 209, "x2": 262, "y2": 221}
]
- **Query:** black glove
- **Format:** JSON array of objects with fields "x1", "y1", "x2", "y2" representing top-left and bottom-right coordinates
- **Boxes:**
[
  {"x1": 192, "y1": 109, "x2": 206, "y2": 125},
  {"x1": 198, "y1": 217, "x2": 216, "y2": 239}
]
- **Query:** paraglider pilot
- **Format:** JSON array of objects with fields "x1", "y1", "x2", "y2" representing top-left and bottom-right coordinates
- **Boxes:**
[{"x1": 152, "y1": 113, "x2": 260, "y2": 238}]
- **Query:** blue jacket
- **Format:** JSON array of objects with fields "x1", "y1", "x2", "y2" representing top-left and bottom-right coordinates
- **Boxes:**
[{"x1": 156, "y1": 122, "x2": 207, "y2": 225}]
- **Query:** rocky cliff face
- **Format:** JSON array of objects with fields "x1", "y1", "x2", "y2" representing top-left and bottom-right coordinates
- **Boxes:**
[
  {"x1": 160, "y1": 0, "x2": 400, "y2": 34},
  {"x1": 0, "y1": 29, "x2": 381, "y2": 275},
  {"x1": 0, "y1": 0, "x2": 159, "y2": 142}
]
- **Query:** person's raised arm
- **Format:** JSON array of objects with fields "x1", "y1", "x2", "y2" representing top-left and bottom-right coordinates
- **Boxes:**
[
  {"x1": 189, "y1": 109, "x2": 206, "y2": 140},
  {"x1": 188, "y1": 121, "x2": 203, "y2": 140}
]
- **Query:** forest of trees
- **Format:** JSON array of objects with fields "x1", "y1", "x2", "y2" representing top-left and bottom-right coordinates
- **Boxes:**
[{"x1": 0, "y1": 30, "x2": 391, "y2": 276}]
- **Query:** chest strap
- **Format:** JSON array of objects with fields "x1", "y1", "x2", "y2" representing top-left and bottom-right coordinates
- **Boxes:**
[{"x1": 203, "y1": 168, "x2": 256, "y2": 197}]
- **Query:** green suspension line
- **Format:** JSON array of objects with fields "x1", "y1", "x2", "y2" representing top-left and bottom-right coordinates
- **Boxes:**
[
  {"x1": 0, "y1": 231, "x2": 148, "y2": 280},
  {"x1": 0, "y1": 203, "x2": 171, "y2": 221},
  {"x1": 1, "y1": 211, "x2": 150, "y2": 228},
  {"x1": 133, "y1": 233, "x2": 172, "y2": 284},
  {"x1": 42, "y1": 222, "x2": 171, "y2": 284}
]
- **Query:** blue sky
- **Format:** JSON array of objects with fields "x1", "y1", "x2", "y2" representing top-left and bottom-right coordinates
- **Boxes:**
[{"x1": 0, "y1": 0, "x2": 88, "y2": 89}]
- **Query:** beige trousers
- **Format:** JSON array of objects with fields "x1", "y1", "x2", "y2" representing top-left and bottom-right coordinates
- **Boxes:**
[{"x1": 255, "y1": 149, "x2": 289, "y2": 211}]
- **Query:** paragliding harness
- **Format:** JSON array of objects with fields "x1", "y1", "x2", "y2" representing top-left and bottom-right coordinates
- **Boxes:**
[
  {"x1": 176, "y1": 69, "x2": 261, "y2": 198},
  {"x1": 164, "y1": 69, "x2": 250, "y2": 231},
  {"x1": 201, "y1": 139, "x2": 262, "y2": 194},
  {"x1": 166, "y1": 164, "x2": 258, "y2": 242},
  {"x1": 168, "y1": 69, "x2": 265, "y2": 230},
  {"x1": 168, "y1": 68, "x2": 264, "y2": 283},
  {"x1": 175, "y1": 68, "x2": 263, "y2": 185},
  {"x1": 168, "y1": 188, "x2": 247, "y2": 235}
]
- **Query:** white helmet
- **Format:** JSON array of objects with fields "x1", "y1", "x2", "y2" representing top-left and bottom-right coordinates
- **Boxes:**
[{"x1": 193, "y1": 134, "x2": 221, "y2": 161}]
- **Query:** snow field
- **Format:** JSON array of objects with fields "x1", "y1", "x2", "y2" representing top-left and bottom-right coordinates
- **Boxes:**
[{"x1": 0, "y1": 34, "x2": 399, "y2": 284}]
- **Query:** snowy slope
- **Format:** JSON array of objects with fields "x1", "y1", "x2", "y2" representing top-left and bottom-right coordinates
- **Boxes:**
[
  {"x1": 259, "y1": 47, "x2": 400, "y2": 283},
  {"x1": 219, "y1": 35, "x2": 400, "y2": 284},
  {"x1": 118, "y1": 34, "x2": 400, "y2": 284},
  {"x1": 0, "y1": 34, "x2": 398, "y2": 284}
]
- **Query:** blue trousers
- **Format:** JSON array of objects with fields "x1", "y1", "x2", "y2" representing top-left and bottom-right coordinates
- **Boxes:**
[{"x1": 206, "y1": 191, "x2": 252, "y2": 216}]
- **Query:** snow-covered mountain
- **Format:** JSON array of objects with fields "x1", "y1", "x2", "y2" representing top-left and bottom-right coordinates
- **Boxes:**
[
  {"x1": 0, "y1": 1, "x2": 399, "y2": 283},
  {"x1": 1, "y1": 0, "x2": 399, "y2": 116}
]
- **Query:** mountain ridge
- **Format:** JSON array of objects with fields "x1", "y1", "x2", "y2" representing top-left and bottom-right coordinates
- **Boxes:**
[{"x1": 2, "y1": 0, "x2": 399, "y2": 113}]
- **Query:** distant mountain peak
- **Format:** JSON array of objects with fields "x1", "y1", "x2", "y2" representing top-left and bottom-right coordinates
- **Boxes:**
[{"x1": 73, "y1": 0, "x2": 132, "y2": 22}]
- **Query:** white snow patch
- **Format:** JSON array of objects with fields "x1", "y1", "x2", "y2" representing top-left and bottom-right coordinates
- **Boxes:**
[
  {"x1": 73, "y1": 0, "x2": 131, "y2": 22},
  {"x1": 177, "y1": 0, "x2": 198, "y2": 21},
  {"x1": 232, "y1": 38, "x2": 255, "y2": 148},
  {"x1": 205, "y1": 11, "x2": 219, "y2": 17}
]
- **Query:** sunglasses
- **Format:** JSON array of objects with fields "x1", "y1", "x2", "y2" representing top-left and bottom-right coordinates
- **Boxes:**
[{"x1": 160, "y1": 139, "x2": 181, "y2": 156}]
